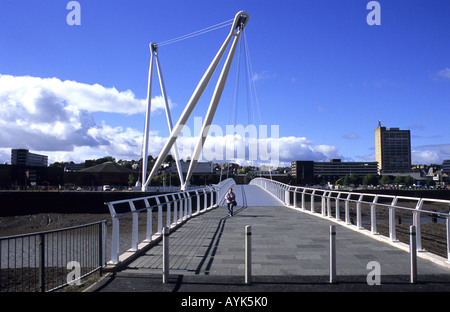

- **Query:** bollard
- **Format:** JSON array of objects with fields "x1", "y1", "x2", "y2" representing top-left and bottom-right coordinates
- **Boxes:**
[
  {"x1": 329, "y1": 225, "x2": 336, "y2": 284},
  {"x1": 410, "y1": 225, "x2": 417, "y2": 284},
  {"x1": 162, "y1": 227, "x2": 169, "y2": 284},
  {"x1": 245, "y1": 225, "x2": 252, "y2": 284}
]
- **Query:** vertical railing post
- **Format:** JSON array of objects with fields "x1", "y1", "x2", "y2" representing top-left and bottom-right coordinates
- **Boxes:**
[
  {"x1": 321, "y1": 191, "x2": 327, "y2": 216},
  {"x1": 98, "y1": 221, "x2": 105, "y2": 276},
  {"x1": 446, "y1": 216, "x2": 450, "y2": 263},
  {"x1": 107, "y1": 203, "x2": 120, "y2": 264},
  {"x1": 389, "y1": 197, "x2": 398, "y2": 242},
  {"x1": 195, "y1": 190, "x2": 200, "y2": 213},
  {"x1": 301, "y1": 189, "x2": 306, "y2": 210},
  {"x1": 326, "y1": 192, "x2": 332, "y2": 217},
  {"x1": 370, "y1": 196, "x2": 378, "y2": 234},
  {"x1": 203, "y1": 189, "x2": 208, "y2": 211},
  {"x1": 129, "y1": 200, "x2": 138, "y2": 251},
  {"x1": 178, "y1": 193, "x2": 183, "y2": 222},
  {"x1": 245, "y1": 225, "x2": 252, "y2": 284},
  {"x1": 335, "y1": 193, "x2": 341, "y2": 221},
  {"x1": 172, "y1": 194, "x2": 178, "y2": 224},
  {"x1": 165, "y1": 195, "x2": 171, "y2": 228},
  {"x1": 39, "y1": 233, "x2": 45, "y2": 292},
  {"x1": 311, "y1": 190, "x2": 316, "y2": 213},
  {"x1": 356, "y1": 194, "x2": 363, "y2": 229},
  {"x1": 144, "y1": 198, "x2": 153, "y2": 242},
  {"x1": 414, "y1": 199, "x2": 423, "y2": 251},
  {"x1": 410, "y1": 225, "x2": 417, "y2": 284},
  {"x1": 210, "y1": 187, "x2": 214, "y2": 208},
  {"x1": 329, "y1": 225, "x2": 336, "y2": 284},
  {"x1": 110, "y1": 216, "x2": 119, "y2": 264},
  {"x1": 293, "y1": 188, "x2": 297, "y2": 208},
  {"x1": 345, "y1": 194, "x2": 351, "y2": 224},
  {"x1": 188, "y1": 192, "x2": 192, "y2": 217},
  {"x1": 162, "y1": 227, "x2": 169, "y2": 284}
]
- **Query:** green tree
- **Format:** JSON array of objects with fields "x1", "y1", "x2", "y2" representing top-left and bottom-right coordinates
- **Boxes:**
[
  {"x1": 128, "y1": 174, "x2": 136, "y2": 186},
  {"x1": 380, "y1": 175, "x2": 391, "y2": 185},
  {"x1": 405, "y1": 175, "x2": 414, "y2": 186},
  {"x1": 393, "y1": 175, "x2": 404, "y2": 185},
  {"x1": 363, "y1": 174, "x2": 378, "y2": 186}
]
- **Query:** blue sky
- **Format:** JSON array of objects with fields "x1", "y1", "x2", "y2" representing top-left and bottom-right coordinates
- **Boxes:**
[{"x1": 1, "y1": 0, "x2": 449, "y2": 167}]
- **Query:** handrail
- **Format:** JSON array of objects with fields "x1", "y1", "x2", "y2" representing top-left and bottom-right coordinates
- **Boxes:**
[
  {"x1": 105, "y1": 178, "x2": 235, "y2": 265},
  {"x1": 250, "y1": 178, "x2": 450, "y2": 263}
]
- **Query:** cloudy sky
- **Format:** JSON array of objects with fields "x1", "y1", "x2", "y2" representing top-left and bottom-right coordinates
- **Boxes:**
[{"x1": 1, "y1": 1, "x2": 449, "y2": 167}]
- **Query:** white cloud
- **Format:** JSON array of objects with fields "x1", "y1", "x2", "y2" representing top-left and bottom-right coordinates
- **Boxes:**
[
  {"x1": 436, "y1": 68, "x2": 450, "y2": 80},
  {"x1": 0, "y1": 74, "x2": 341, "y2": 167},
  {"x1": 0, "y1": 74, "x2": 172, "y2": 115},
  {"x1": 412, "y1": 144, "x2": 450, "y2": 164},
  {"x1": 251, "y1": 71, "x2": 276, "y2": 82},
  {"x1": 0, "y1": 74, "x2": 170, "y2": 162}
]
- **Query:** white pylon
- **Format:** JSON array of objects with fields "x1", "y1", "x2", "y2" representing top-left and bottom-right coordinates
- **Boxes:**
[{"x1": 142, "y1": 11, "x2": 249, "y2": 191}]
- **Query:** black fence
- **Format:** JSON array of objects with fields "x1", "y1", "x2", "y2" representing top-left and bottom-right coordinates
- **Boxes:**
[{"x1": 0, "y1": 220, "x2": 106, "y2": 292}]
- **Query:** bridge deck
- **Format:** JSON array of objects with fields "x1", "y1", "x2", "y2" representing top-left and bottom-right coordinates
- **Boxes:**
[{"x1": 96, "y1": 185, "x2": 450, "y2": 292}]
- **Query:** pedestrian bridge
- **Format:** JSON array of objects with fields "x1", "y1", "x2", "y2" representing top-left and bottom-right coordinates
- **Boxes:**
[{"x1": 99, "y1": 178, "x2": 450, "y2": 291}]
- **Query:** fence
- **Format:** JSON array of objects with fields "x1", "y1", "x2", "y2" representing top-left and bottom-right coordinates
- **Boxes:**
[
  {"x1": 0, "y1": 220, "x2": 107, "y2": 292},
  {"x1": 250, "y1": 178, "x2": 450, "y2": 263},
  {"x1": 105, "y1": 178, "x2": 236, "y2": 265}
]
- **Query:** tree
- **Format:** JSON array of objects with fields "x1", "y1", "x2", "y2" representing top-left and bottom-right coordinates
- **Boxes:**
[
  {"x1": 363, "y1": 174, "x2": 378, "y2": 186},
  {"x1": 380, "y1": 175, "x2": 391, "y2": 185},
  {"x1": 393, "y1": 176, "x2": 404, "y2": 185},
  {"x1": 405, "y1": 175, "x2": 414, "y2": 186},
  {"x1": 128, "y1": 174, "x2": 136, "y2": 186},
  {"x1": 343, "y1": 174, "x2": 360, "y2": 186}
]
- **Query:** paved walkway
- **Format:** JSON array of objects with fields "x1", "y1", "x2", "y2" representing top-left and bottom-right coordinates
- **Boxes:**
[{"x1": 94, "y1": 185, "x2": 450, "y2": 292}]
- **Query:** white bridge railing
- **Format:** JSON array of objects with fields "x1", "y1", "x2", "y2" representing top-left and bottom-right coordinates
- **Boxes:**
[
  {"x1": 105, "y1": 178, "x2": 235, "y2": 265},
  {"x1": 250, "y1": 178, "x2": 450, "y2": 264}
]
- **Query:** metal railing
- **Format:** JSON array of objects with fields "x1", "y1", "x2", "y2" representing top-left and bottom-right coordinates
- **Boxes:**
[
  {"x1": 105, "y1": 178, "x2": 235, "y2": 265},
  {"x1": 0, "y1": 220, "x2": 107, "y2": 292},
  {"x1": 250, "y1": 178, "x2": 450, "y2": 263}
]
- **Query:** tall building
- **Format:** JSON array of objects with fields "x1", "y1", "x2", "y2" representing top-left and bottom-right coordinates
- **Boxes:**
[
  {"x1": 11, "y1": 149, "x2": 48, "y2": 167},
  {"x1": 374, "y1": 121, "x2": 411, "y2": 174}
]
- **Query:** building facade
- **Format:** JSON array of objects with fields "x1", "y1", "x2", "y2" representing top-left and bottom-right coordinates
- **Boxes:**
[
  {"x1": 291, "y1": 159, "x2": 378, "y2": 185},
  {"x1": 443, "y1": 160, "x2": 450, "y2": 174},
  {"x1": 374, "y1": 121, "x2": 411, "y2": 174},
  {"x1": 11, "y1": 149, "x2": 48, "y2": 167}
]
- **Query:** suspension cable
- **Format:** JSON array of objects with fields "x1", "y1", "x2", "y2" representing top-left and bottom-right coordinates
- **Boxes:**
[{"x1": 158, "y1": 19, "x2": 233, "y2": 47}]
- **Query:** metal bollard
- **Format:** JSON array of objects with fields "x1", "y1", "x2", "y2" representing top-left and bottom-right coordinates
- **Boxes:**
[
  {"x1": 163, "y1": 227, "x2": 169, "y2": 284},
  {"x1": 410, "y1": 225, "x2": 417, "y2": 284},
  {"x1": 330, "y1": 225, "x2": 336, "y2": 284},
  {"x1": 245, "y1": 225, "x2": 252, "y2": 284}
]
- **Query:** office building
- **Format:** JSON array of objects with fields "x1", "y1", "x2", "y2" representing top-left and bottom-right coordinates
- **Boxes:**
[
  {"x1": 374, "y1": 121, "x2": 411, "y2": 174},
  {"x1": 291, "y1": 161, "x2": 314, "y2": 184},
  {"x1": 314, "y1": 159, "x2": 378, "y2": 178},
  {"x1": 11, "y1": 149, "x2": 48, "y2": 167},
  {"x1": 291, "y1": 159, "x2": 378, "y2": 184}
]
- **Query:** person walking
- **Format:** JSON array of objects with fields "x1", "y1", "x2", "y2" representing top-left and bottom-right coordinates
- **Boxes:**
[{"x1": 225, "y1": 187, "x2": 236, "y2": 216}]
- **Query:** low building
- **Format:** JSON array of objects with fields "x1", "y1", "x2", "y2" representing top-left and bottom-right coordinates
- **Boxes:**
[
  {"x1": 64, "y1": 161, "x2": 138, "y2": 186},
  {"x1": 291, "y1": 159, "x2": 378, "y2": 185},
  {"x1": 11, "y1": 149, "x2": 48, "y2": 167}
]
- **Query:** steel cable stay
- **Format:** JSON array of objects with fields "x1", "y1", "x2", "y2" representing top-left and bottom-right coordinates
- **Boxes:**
[
  {"x1": 226, "y1": 29, "x2": 272, "y2": 179},
  {"x1": 157, "y1": 19, "x2": 234, "y2": 47},
  {"x1": 141, "y1": 11, "x2": 249, "y2": 191}
]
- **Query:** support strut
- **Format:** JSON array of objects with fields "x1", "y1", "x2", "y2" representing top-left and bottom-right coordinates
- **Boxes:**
[{"x1": 142, "y1": 11, "x2": 249, "y2": 191}]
